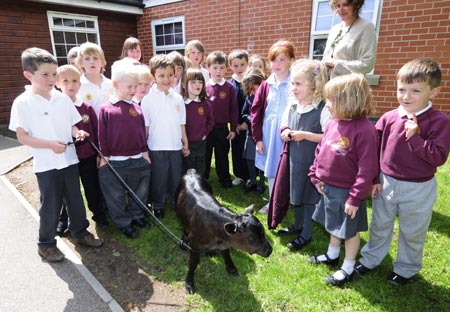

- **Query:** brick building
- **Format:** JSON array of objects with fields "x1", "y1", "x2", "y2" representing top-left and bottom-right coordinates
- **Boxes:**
[
  {"x1": 138, "y1": 0, "x2": 450, "y2": 118},
  {"x1": 0, "y1": 0, "x2": 143, "y2": 125},
  {"x1": 1, "y1": 0, "x2": 449, "y2": 125}
]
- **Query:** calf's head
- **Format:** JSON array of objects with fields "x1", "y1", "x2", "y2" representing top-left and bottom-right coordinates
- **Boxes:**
[{"x1": 223, "y1": 206, "x2": 272, "y2": 258}]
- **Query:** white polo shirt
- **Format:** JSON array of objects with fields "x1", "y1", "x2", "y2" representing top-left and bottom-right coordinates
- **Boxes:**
[
  {"x1": 78, "y1": 74, "x2": 113, "y2": 116},
  {"x1": 141, "y1": 85, "x2": 186, "y2": 151},
  {"x1": 9, "y1": 86, "x2": 81, "y2": 173}
]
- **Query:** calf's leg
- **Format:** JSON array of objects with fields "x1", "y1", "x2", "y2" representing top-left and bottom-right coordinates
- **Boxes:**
[
  {"x1": 222, "y1": 249, "x2": 238, "y2": 275},
  {"x1": 186, "y1": 252, "x2": 200, "y2": 294}
]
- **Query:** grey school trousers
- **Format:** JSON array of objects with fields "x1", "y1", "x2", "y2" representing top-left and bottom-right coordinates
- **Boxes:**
[
  {"x1": 98, "y1": 158, "x2": 151, "y2": 228},
  {"x1": 149, "y1": 150, "x2": 182, "y2": 211},
  {"x1": 36, "y1": 164, "x2": 90, "y2": 247},
  {"x1": 359, "y1": 172, "x2": 436, "y2": 278}
]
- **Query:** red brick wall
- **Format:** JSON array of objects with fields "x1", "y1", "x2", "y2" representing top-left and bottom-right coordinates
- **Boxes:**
[
  {"x1": 0, "y1": 0, "x2": 138, "y2": 124},
  {"x1": 138, "y1": 0, "x2": 450, "y2": 118}
]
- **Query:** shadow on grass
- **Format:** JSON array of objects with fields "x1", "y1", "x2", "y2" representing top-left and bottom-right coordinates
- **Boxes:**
[{"x1": 429, "y1": 210, "x2": 450, "y2": 238}]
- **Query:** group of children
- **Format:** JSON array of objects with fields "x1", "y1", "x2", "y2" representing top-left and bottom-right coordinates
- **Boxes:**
[{"x1": 9, "y1": 37, "x2": 450, "y2": 291}]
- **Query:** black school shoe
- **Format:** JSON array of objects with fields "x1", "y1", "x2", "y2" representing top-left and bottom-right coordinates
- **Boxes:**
[
  {"x1": 120, "y1": 225, "x2": 138, "y2": 239},
  {"x1": 325, "y1": 269, "x2": 355, "y2": 287},
  {"x1": 56, "y1": 221, "x2": 68, "y2": 237},
  {"x1": 354, "y1": 260, "x2": 372, "y2": 275},
  {"x1": 277, "y1": 225, "x2": 303, "y2": 236},
  {"x1": 287, "y1": 236, "x2": 311, "y2": 251},
  {"x1": 132, "y1": 217, "x2": 151, "y2": 229},
  {"x1": 153, "y1": 209, "x2": 165, "y2": 219},
  {"x1": 388, "y1": 272, "x2": 411, "y2": 285},
  {"x1": 308, "y1": 253, "x2": 339, "y2": 267}
]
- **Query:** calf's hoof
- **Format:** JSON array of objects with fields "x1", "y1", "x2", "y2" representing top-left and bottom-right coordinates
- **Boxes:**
[
  {"x1": 226, "y1": 266, "x2": 239, "y2": 276},
  {"x1": 185, "y1": 282, "x2": 195, "y2": 294}
]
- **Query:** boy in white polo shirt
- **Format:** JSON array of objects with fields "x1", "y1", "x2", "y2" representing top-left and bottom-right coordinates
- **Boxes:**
[
  {"x1": 141, "y1": 54, "x2": 189, "y2": 219},
  {"x1": 9, "y1": 47, "x2": 103, "y2": 262}
]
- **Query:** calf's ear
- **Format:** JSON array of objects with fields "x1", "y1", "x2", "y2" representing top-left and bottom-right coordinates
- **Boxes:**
[
  {"x1": 244, "y1": 204, "x2": 255, "y2": 215},
  {"x1": 224, "y1": 222, "x2": 238, "y2": 236}
]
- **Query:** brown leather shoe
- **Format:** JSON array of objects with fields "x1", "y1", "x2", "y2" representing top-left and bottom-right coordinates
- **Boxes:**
[
  {"x1": 75, "y1": 233, "x2": 103, "y2": 247},
  {"x1": 38, "y1": 246, "x2": 65, "y2": 262}
]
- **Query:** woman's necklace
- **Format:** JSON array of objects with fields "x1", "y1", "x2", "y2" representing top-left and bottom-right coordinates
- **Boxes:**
[{"x1": 331, "y1": 17, "x2": 358, "y2": 57}]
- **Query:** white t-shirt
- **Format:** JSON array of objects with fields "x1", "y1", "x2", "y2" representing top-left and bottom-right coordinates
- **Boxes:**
[
  {"x1": 9, "y1": 86, "x2": 81, "y2": 173},
  {"x1": 141, "y1": 85, "x2": 186, "y2": 151},
  {"x1": 78, "y1": 74, "x2": 113, "y2": 116}
]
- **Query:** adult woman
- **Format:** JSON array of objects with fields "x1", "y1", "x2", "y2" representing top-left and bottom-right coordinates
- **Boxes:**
[{"x1": 322, "y1": 0, "x2": 377, "y2": 79}]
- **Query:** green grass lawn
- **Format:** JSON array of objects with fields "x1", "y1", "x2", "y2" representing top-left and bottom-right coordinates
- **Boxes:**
[{"x1": 110, "y1": 160, "x2": 450, "y2": 312}]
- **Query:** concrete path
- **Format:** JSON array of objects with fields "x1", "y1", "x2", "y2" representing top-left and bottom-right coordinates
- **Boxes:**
[{"x1": 0, "y1": 135, "x2": 123, "y2": 312}]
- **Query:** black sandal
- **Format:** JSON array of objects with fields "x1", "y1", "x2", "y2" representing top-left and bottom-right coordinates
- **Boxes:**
[
  {"x1": 325, "y1": 269, "x2": 354, "y2": 287},
  {"x1": 287, "y1": 236, "x2": 311, "y2": 251},
  {"x1": 307, "y1": 253, "x2": 339, "y2": 266}
]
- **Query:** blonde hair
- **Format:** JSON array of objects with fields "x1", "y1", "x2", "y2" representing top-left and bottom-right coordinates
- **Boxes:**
[
  {"x1": 77, "y1": 42, "x2": 106, "y2": 73},
  {"x1": 185, "y1": 40, "x2": 205, "y2": 62},
  {"x1": 289, "y1": 59, "x2": 328, "y2": 106},
  {"x1": 111, "y1": 58, "x2": 139, "y2": 83},
  {"x1": 135, "y1": 64, "x2": 152, "y2": 81},
  {"x1": 57, "y1": 64, "x2": 81, "y2": 77},
  {"x1": 67, "y1": 47, "x2": 79, "y2": 64},
  {"x1": 324, "y1": 73, "x2": 372, "y2": 120}
]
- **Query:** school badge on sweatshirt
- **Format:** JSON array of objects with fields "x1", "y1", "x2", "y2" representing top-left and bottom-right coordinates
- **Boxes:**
[
  {"x1": 198, "y1": 107, "x2": 204, "y2": 116},
  {"x1": 81, "y1": 114, "x2": 90, "y2": 123},
  {"x1": 129, "y1": 108, "x2": 138, "y2": 117},
  {"x1": 328, "y1": 136, "x2": 350, "y2": 156},
  {"x1": 219, "y1": 91, "x2": 227, "y2": 99},
  {"x1": 85, "y1": 93, "x2": 92, "y2": 101}
]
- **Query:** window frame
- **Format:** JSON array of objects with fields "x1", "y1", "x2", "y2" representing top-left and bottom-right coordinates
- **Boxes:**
[
  {"x1": 151, "y1": 15, "x2": 186, "y2": 55},
  {"x1": 47, "y1": 11, "x2": 101, "y2": 66}
]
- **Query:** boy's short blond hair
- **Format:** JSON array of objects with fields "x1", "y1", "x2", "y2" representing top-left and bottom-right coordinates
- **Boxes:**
[
  {"x1": 77, "y1": 42, "x2": 107, "y2": 72},
  {"x1": 57, "y1": 64, "x2": 81, "y2": 78},
  {"x1": 228, "y1": 49, "x2": 249, "y2": 64},
  {"x1": 111, "y1": 58, "x2": 139, "y2": 83},
  {"x1": 149, "y1": 54, "x2": 174, "y2": 76},
  {"x1": 324, "y1": 73, "x2": 372, "y2": 120},
  {"x1": 206, "y1": 51, "x2": 228, "y2": 67},
  {"x1": 135, "y1": 64, "x2": 153, "y2": 81},
  {"x1": 397, "y1": 57, "x2": 441, "y2": 89}
]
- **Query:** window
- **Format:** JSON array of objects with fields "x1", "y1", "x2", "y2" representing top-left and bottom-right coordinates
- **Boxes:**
[
  {"x1": 47, "y1": 11, "x2": 100, "y2": 66},
  {"x1": 151, "y1": 16, "x2": 185, "y2": 55},
  {"x1": 310, "y1": 0, "x2": 381, "y2": 60}
]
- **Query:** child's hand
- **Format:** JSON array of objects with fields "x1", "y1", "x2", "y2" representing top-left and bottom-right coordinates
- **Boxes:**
[
  {"x1": 182, "y1": 147, "x2": 190, "y2": 157},
  {"x1": 256, "y1": 141, "x2": 265, "y2": 154},
  {"x1": 290, "y1": 131, "x2": 306, "y2": 142},
  {"x1": 371, "y1": 184, "x2": 381, "y2": 200},
  {"x1": 404, "y1": 114, "x2": 421, "y2": 140},
  {"x1": 227, "y1": 131, "x2": 236, "y2": 141},
  {"x1": 314, "y1": 181, "x2": 324, "y2": 194},
  {"x1": 236, "y1": 122, "x2": 247, "y2": 134},
  {"x1": 99, "y1": 156, "x2": 109, "y2": 168},
  {"x1": 344, "y1": 202, "x2": 359, "y2": 219},
  {"x1": 76, "y1": 130, "x2": 89, "y2": 142},
  {"x1": 143, "y1": 152, "x2": 151, "y2": 164},
  {"x1": 51, "y1": 141, "x2": 67, "y2": 154},
  {"x1": 281, "y1": 129, "x2": 291, "y2": 142}
]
